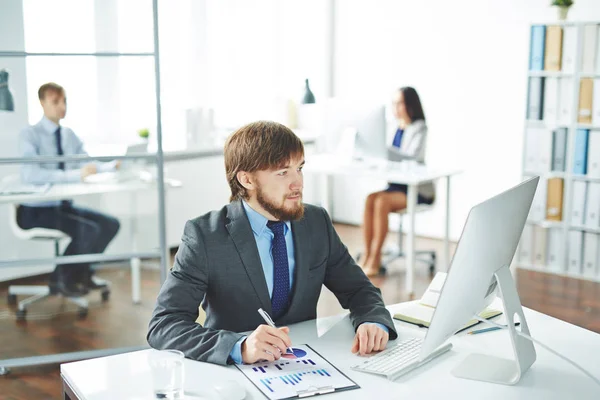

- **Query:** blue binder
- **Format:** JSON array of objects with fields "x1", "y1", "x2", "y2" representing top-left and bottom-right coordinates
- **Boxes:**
[
  {"x1": 573, "y1": 129, "x2": 589, "y2": 175},
  {"x1": 529, "y1": 25, "x2": 546, "y2": 71}
]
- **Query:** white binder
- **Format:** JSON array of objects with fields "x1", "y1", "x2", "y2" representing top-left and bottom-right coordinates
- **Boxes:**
[
  {"x1": 571, "y1": 181, "x2": 588, "y2": 227},
  {"x1": 562, "y1": 26, "x2": 577, "y2": 73},
  {"x1": 552, "y1": 128, "x2": 567, "y2": 172},
  {"x1": 530, "y1": 178, "x2": 548, "y2": 222},
  {"x1": 559, "y1": 78, "x2": 573, "y2": 125},
  {"x1": 585, "y1": 182, "x2": 600, "y2": 229},
  {"x1": 537, "y1": 129, "x2": 553, "y2": 172},
  {"x1": 533, "y1": 226, "x2": 547, "y2": 266},
  {"x1": 582, "y1": 24, "x2": 598, "y2": 73},
  {"x1": 583, "y1": 233, "x2": 599, "y2": 279},
  {"x1": 547, "y1": 228, "x2": 565, "y2": 273},
  {"x1": 596, "y1": 25, "x2": 600, "y2": 74},
  {"x1": 543, "y1": 77, "x2": 560, "y2": 123},
  {"x1": 527, "y1": 77, "x2": 544, "y2": 120},
  {"x1": 518, "y1": 225, "x2": 533, "y2": 264},
  {"x1": 587, "y1": 130, "x2": 600, "y2": 178},
  {"x1": 568, "y1": 231, "x2": 583, "y2": 275},
  {"x1": 594, "y1": 79, "x2": 600, "y2": 127},
  {"x1": 524, "y1": 128, "x2": 540, "y2": 172}
]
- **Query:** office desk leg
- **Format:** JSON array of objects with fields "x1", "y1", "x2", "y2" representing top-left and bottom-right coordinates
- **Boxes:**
[
  {"x1": 405, "y1": 184, "x2": 417, "y2": 295},
  {"x1": 130, "y1": 192, "x2": 141, "y2": 304},
  {"x1": 444, "y1": 176, "x2": 451, "y2": 271}
]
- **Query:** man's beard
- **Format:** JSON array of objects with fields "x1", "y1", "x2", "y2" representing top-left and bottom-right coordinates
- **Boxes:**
[{"x1": 256, "y1": 186, "x2": 304, "y2": 221}]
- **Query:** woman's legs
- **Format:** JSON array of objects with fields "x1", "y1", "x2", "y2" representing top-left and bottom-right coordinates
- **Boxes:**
[
  {"x1": 362, "y1": 192, "x2": 383, "y2": 266},
  {"x1": 364, "y1": 192, "x2": 407, "y2": 276}
]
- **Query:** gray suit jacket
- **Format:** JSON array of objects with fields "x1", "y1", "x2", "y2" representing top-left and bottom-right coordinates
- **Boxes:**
[{"x1": 147, "y1": 200, "x2": 397, "y2": 365}]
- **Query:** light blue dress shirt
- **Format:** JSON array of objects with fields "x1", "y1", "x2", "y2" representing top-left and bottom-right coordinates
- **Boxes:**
[
  {"x1": 19, "y1": 116, "x2": 115, "y2": 207},
  {"x1": 229, "y1": 201, "x2": 388, "y2": 364}
]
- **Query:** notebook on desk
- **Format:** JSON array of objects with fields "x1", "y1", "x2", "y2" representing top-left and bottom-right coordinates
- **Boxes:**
[{"x1": 393, "y1": 272, "x2": 502, "y2": 332}]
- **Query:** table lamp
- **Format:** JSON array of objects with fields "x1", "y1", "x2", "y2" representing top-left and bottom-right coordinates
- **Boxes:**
[{"x1": 0, "y1": 69, "x2": 15, "y2": 112}]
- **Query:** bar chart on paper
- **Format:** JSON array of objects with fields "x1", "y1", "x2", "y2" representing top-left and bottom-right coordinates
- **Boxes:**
[{"x1": 237, "y1": 345, "x2": 358, "y2": 400}]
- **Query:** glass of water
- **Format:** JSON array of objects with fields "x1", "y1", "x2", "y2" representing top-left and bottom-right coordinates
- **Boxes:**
[{"x1": 149, "y1": 349, "x2": 185, "y2": 399}]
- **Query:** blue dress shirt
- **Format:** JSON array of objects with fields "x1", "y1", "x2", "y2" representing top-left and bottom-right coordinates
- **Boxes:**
[
  {"x1": 19, "y1": 116, "x2": 116, "y2": 207},
  {"x1": 229, "y1": 201, "x2": 388, "y2": 364}
]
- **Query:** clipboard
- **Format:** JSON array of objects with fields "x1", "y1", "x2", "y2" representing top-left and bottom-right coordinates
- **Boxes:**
[{"x1": 235, "y1": 344, "x2": 359, "y2": 399}]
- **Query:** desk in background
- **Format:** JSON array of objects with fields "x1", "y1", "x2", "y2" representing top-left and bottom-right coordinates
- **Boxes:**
[
  {"x1": 0, "y1": 178, "x2": 180, "y2": 303},
  {"x1": 305, "y1": 154, "x2": 461, "y2": 294},
  {"x1": 60, "y1": 300, "x2": 600, "y2": 399}
]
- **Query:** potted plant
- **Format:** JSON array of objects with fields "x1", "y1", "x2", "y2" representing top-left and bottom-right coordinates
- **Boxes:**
[
  {"x1": 552, "y1": 0, "x2": 573, "y2": 20},
  {"x1": 138, "y1": 128, "x2": 150, "y2": 140}
]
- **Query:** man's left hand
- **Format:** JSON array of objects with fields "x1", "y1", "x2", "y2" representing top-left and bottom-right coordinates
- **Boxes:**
[{"x1": 351, "y1": 324, "x2": 389, "y2": 356}]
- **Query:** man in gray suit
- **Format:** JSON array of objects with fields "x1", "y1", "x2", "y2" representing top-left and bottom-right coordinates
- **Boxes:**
[{"x1": 148, "y1": 121, "x2": 398, "y2": 365}]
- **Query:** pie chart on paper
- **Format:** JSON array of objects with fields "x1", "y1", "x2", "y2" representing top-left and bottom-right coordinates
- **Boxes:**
[{"x1": 281, "y1": 348, "x2": 307, "y2": 359}]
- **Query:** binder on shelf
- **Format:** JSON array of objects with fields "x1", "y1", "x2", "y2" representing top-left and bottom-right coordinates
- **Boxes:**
[
  {"x1": 559, "y1": 78, "x2": 573, "y2": 125},
  {"x1": 571, "y1": 181, "x2": 588, "y2": 227},
  {"x1": 583, "y1": 233, "x2": 599, "y2": 279},
  {"x1": 573, "y1": 129, "x2": 589, "y2": 175},
  {"x1": 544, "y1": 25, "x2": 563, "y2": 71},
  {"x1": 545, "y1": 178, "x2": 564, "y2": 221},
  {"x1": 561, "y1": 25, "x2": 577, "y2": 73},
  {"x1": 596, "y1": 25, "x2": 600, "y2": 74},
  {"x1": 552, "y1": 127, "x2": 567, "y2": 172},
  {"x1": 527, "y1": 77, "x2": 545, "y2": 120},
  {"x1": 530, "y1": 177, "x2": 548, "y2": 221},
  {"x1": 578, "y1": 79, "x2": 594, "y2": 124},
  {"x1": 581, "y1": 24, "x2": 598, "y2": 73},
  {"x1": 587, "y1": 130, "x2": 600, "y2": 178},
  {"x1": 568, "y1": 231, "x2": 584, "y2": 275},
  {"x1": 525, "y1": 128, "x2": 540, "y2": 172},
  {"x1": 585, "y1": 182, "x2": 600, "y2": 229},
  {"x1": 519, "y1": 225, "x2": 534, "y2": 264},
  {"x1": 533, "y1": 226, "x2": 548, "y2": 266},
  {"x1": 538, "y1": 128, "x2": 553, "y2": 172},
  {"x1": 543, "y1": 77, "x2": 560, "y2": 123},
  {"x1": 547, "y1": 228, "x2": 565, "y2": 273},
  {"x1": 593, "y1": 79, "x2": 600, "y2": 127},
  {"x1": 530, "y1": 25, "x2": 546, "y2": 71}
]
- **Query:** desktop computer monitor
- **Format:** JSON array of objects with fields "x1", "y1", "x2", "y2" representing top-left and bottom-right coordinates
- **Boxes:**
[
  {"x1": 322, "y1": 99, "x2": 387, "y2": 160},
  {"x1": 419, "y1": 176, "x2": 540, "y2": 385}
]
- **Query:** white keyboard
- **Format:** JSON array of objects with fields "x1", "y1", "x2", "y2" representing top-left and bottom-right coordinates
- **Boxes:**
[{"x1": 351, "y1": 338, "x2": 452, "y2": 381}]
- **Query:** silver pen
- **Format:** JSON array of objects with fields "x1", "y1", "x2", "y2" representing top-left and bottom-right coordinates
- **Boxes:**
[{"x1": 258, "y1": 308, "x2": 293, "y2": 355}]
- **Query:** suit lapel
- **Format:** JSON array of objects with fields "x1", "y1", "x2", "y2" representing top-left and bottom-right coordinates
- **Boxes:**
[
  {"x1": 225, "y1": 200, "x2": 272, "y2": 314},
  {"x1": 285, "y1": 215, "x2": 310, "y2": 319}
]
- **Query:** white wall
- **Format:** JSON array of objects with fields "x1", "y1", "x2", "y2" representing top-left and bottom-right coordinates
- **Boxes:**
[{"x1": 333, "y1": 0, "x2": 600, "y2": 241}]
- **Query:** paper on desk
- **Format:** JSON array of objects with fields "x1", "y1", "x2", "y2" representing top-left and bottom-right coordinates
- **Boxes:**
[
  {"x1": 0, "y1": 182, "x2": 50, "y2": 195},
  {"x1": 236, "y1": 344, "x2": 357, "y2": 400},
  {"x1": 419, "y1": 272, "x2": 447, "y2": 307}
]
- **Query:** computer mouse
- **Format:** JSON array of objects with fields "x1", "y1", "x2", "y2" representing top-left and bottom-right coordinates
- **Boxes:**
[{"x1": 213, "y1": 380, "x2": 246, "y2": 399}]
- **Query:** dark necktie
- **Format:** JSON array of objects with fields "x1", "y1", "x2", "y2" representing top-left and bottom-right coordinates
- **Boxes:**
[
  {"x1": 267, "y1": 220, "x2": 290, "y2": 319},
  {"x1": 54, "y1": 127, "x2": 65, "y2": 170}
]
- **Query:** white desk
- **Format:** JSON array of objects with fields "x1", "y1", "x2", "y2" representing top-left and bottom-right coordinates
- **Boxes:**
[
  {"x1": 0, "y1": 179, "x2": 177, "y2": 303},
  {"x1": 305, "y1": 154, "x2": 461, "y2": 294},
  {"x1": 60, "y1": 301, "x2": 600, "y2": 400}
]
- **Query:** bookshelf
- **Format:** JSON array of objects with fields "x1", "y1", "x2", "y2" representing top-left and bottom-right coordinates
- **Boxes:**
[{"x1": 519, "y1": 21, "x2": 600, "y2": 283}]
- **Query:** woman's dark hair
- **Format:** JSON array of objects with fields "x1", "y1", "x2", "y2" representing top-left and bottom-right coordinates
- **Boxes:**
[{"x1": 399, "y1": 86, "x2": 426, "y2": 122}]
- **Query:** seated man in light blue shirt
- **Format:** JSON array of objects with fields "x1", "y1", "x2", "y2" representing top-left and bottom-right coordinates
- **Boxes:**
[
  {"x1": 148, "y1": 121, "x2": 397, "y2": 366},
  {"x1": 17, "y1": 82, "x2": 120, "y2": 297}
]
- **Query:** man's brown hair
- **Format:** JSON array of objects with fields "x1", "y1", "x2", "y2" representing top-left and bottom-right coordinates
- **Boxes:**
[
  {"x1": 224, "y1": 120, "x2": 304, "y2": 202},
  {"x1": 38, "y1": 82, "x2": 65, "y2": 100}
]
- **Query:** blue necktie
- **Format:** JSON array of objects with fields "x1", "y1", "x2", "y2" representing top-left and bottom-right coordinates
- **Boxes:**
[
  {"x1": 54, "y1": 127, "x2": 65, "y2": 170},
  {"x1": 267, "y1": 220, "x2": 290, "y2": 319}
]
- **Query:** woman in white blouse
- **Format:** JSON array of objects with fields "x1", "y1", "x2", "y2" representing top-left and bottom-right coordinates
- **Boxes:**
[{"x1": 360, "y1": 87, "x2": 434, "y2": 277}]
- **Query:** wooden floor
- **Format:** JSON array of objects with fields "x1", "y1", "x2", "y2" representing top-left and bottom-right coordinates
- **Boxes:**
[{"x1": 1, "y1": 223, "x2": 599, "y2": 399}]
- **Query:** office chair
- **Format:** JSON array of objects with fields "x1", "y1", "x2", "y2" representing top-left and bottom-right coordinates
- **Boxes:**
[
  {"x1": 381, "y1": 204, "x2": 436, "y2": 274},
  {"x1": 6, "y1": 200, "x2": 110, "y2": 320},
  {"x1": 357, "y1": 204, "x2": 436, "y2": 275}
]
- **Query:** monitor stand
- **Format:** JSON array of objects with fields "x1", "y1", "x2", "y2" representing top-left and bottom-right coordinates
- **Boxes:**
[{"x1": 451, "y1": 265, "x2": 537, "y2": 385}]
